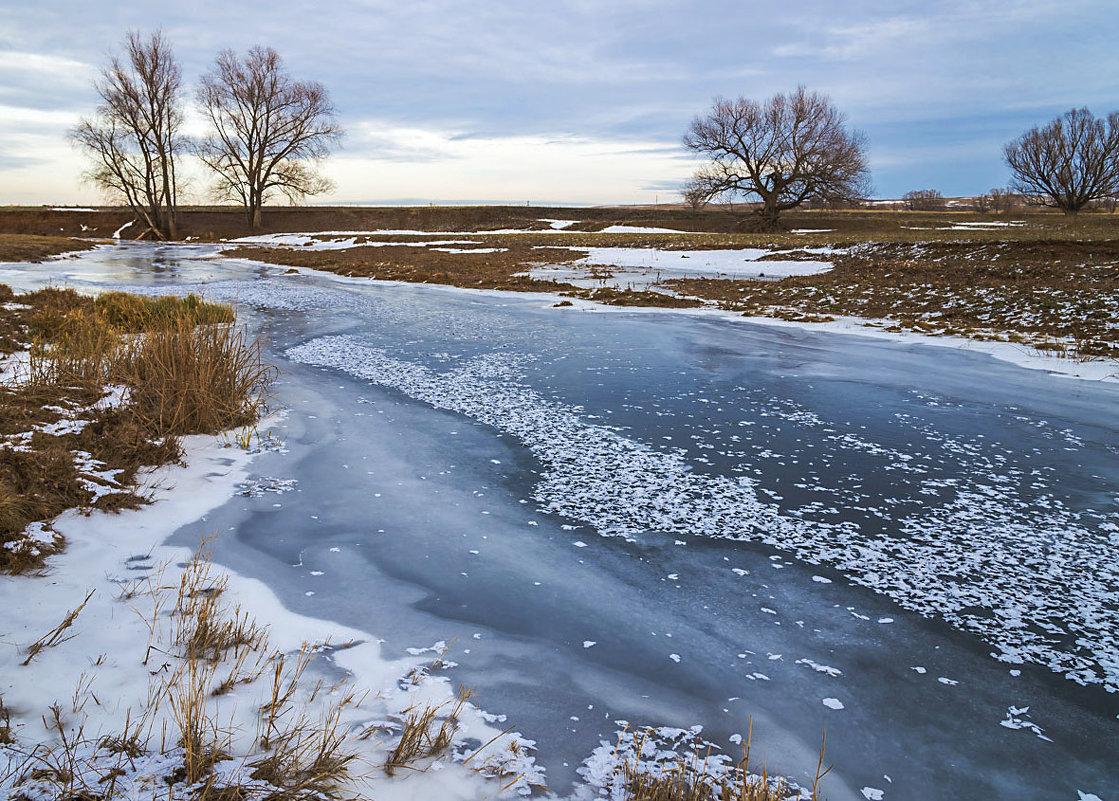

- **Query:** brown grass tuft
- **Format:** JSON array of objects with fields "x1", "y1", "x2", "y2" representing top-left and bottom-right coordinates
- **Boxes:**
[{"x1": 115, "y1": 320, "x2": 274, "y2": 437}]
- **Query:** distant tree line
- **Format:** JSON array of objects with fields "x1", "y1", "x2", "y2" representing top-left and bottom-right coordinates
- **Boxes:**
[{"x1": 72, "y1": 31, "x2": 341, "y2": 239}]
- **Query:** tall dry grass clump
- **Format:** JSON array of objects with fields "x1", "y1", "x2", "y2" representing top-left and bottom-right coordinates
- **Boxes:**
[
  {"x1": 116, "y1": 319, "x2": 273, "y2": 436},
  {"x1": 1, "y1": 285, "x2": 273, "y2": 573}
]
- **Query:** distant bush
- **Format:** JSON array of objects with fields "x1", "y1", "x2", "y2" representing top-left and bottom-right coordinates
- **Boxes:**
[{"x1": 903, "y1": 189, "x2": 946, "y2": 211}]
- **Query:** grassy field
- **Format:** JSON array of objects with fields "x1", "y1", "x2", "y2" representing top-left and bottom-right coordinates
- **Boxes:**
[{"x1": 3, "y1": 205, "x2": 1117, "y2": 358}]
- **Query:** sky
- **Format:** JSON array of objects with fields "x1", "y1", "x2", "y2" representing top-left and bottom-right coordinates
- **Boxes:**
[{"x1": 2, "y1": 0, "x2": 1117, "y2": 206}]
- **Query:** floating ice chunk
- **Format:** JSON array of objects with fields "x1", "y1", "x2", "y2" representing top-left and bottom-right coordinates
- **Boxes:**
[
  {"x1": 797, "y1": 658, "x2": 842, "y2": 677},
  {"x1": 584, "y1": 641, "x2": 596, "y2": 648},
  {"x1": 911, "y1": 666, "x2": 927, "y2": 674},
  {"x1": 822, "y1": 698, "x2": 845, "y2": 710},
  {"x1": 862, "y1": 788, "x2": 885, "y2": 800},
  {"x1": 878, "y1": 617, "x2": 894, "y2": 624},
  {"x1": 938, "y1": 677, "x2": 959, "y2": 686},
  {"x1": 669, "y1": 653, "x2": 681, "y2": 662},
  {"x1": 811, "y1": 575, "x2": 832, "y2": 583},
  {"x1": 573, "y1": 541, "x2": 588, "y2": 547}
]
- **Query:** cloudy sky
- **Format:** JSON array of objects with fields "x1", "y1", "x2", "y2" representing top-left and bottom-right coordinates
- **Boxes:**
[{"x1": 2, "y1": 1, "x2": 1117, "y2": 206}]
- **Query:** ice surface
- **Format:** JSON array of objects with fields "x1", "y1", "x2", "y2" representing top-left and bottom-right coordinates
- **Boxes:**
[{"x1": 3, "y1": 243, "x2": 1117, "y2": 800}]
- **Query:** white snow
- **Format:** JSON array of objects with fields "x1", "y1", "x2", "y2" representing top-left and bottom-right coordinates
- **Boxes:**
[
  {"x1": 0, "y1": 432, "x2": 545, "y2": 799},
  {"x1": 570, "y1": 246, "x2": 831, "y2": 278},
  {"x1": 822, "y1": 697, "x2": 845, "y2": 710},
  {"x1": 596, "y1": 225, "x2": 690, "y2": 234}
]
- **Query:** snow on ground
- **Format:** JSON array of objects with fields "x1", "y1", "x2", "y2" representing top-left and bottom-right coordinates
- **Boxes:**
[
  {"x1": 0, "y1": 349, "x2": 30, "y2": 386},
  {"x1": 0, "y1": 429, "x2": 544, "y2": 799},
  {"x1": 523, "y1": 246, "x2": 834, "y2": 292},
  {"x1": 596, "y1": 225, "x2": 692, "y2": 234},
  {"x1": 285, "y1": 329, "x2": 1119, "y2": 693},
  {"x1": 947, "y1": 221, "x2": 1026, "y2": 229},
  {"x1": 567, "y1": 246, "x2": 833, "y2": 277}
]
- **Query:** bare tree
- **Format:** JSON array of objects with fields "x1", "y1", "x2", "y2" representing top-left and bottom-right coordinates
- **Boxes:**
[
  {"x1": 70, "y1": 31, "x2": 183, "y2": 240},
  {"x1": 1004, "y1": 108, "x2": 1119, "y2": 215},
  {"x1": 988, "y1": 187, "x2": 1015, "y2": 215},
  {"x1": 683, "y1": 87, "x2": 870, "y2": 229},
  {"x1": 681, "y1": 177, "x2": 709, "y2": 211},
  {"x1": 973, "y1": 193, "x2": 992, "y2": 213},
  {"x1": 197, "y1": 46, "x2": 342, "y2": 229},
  {"x1": 902, "y1": 189, "x2": 946, "y2": 211}
]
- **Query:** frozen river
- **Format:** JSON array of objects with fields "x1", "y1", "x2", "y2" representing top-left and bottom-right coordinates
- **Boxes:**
[{"x1": 6, "y1": 243, "x2": 1118, "y2": 800}]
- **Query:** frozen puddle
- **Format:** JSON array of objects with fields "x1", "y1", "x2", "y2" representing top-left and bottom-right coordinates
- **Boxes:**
[{"x1": 286, "y1": 335, "x2": 1119, "y2": 693}]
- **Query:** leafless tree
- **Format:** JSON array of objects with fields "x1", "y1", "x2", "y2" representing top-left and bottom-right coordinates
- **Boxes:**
[
  {"x1": 1004, "y1": 108, "x2": 1119, "y2": 215},
  {"x1": 681, "y1": 177, "x2": 709, "y2": 210},
  {"x1": 902, "y1": 189, "x2": 946, "y2": 211},
  {"x1": 683, "y1": 87, "x2": 870, "y2": 229},
  {"x1": 973, "y1": 193, "x2": 992, "y2": 213},
  {"x1": 70, "y1": 31, "x2": 183, "y2": 240},
  {"x1": 196, "y1": 46, "x2": 342, "y2": 229},
  {"x1": 988, "y1": 187, "x2": 1014, "y2": 215}
]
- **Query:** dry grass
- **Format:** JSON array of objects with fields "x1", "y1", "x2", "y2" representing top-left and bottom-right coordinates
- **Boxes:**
[
  {"x1": 229, "y1": 241, "x2": 585, "y2": 293},
  {"x1": 0, "y1": 234, "x2": 95, "y2": 263},
  {"x1": 115, "y1": 320, "x2": 273, "y2": 437},
  {"x1": 0, "y1": 285, "x2": 273, "y2": 574},
  {"x1": 3, "y1": 548, "x2": 361, "y2": 800},
  {"x1": 20, "y1": 589, "x2": 95, "y2": 666},
  {"x1": 669, "y1": 239, "x2": 1119, "y2": 358},
  {"x1": 384, "y1": 685, "x2": 472, "y2": 776},
  {"x1": 619, "y1": 724, "x2": 830, "y2": 801}
]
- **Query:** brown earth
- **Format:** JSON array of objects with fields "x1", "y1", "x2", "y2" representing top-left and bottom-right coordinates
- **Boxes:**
[{"x1": 0, "y1": 234, "x2": 97, "y2": 262}]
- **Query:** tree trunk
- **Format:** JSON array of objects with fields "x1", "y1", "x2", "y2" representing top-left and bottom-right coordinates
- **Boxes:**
[{"x1": 251, "y1": 206, "x2": 262, "y2": 230}]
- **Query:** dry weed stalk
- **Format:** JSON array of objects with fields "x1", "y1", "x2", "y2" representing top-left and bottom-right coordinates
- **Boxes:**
[
  {"x1": 618, "y1": 719, "x2": 830, "y2": 801},
  {"x1": 384, "y1": 685, "x2": 472, "y2": 776},
  {"x1": 173, "y1": 547, "x2": 267, "y2": 664},
  {"x1": 0, "y1": 696, "x2": 11, "y2": 745},
  {"x1": 20, "y1": 589, "x2": 95, "y2": 666},
  {"x1": 163, "y1": 657, "x2": 232, "y2": 784}
]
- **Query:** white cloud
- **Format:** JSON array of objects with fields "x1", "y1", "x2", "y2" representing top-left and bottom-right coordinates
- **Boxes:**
[{"x1": 326, "y1": 123, "x2": 693, "y2": 204}]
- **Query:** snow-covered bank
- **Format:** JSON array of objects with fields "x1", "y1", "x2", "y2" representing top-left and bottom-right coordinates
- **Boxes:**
[{"x1": 0, "y1": 431, "x2": 544, "y2": 799}]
